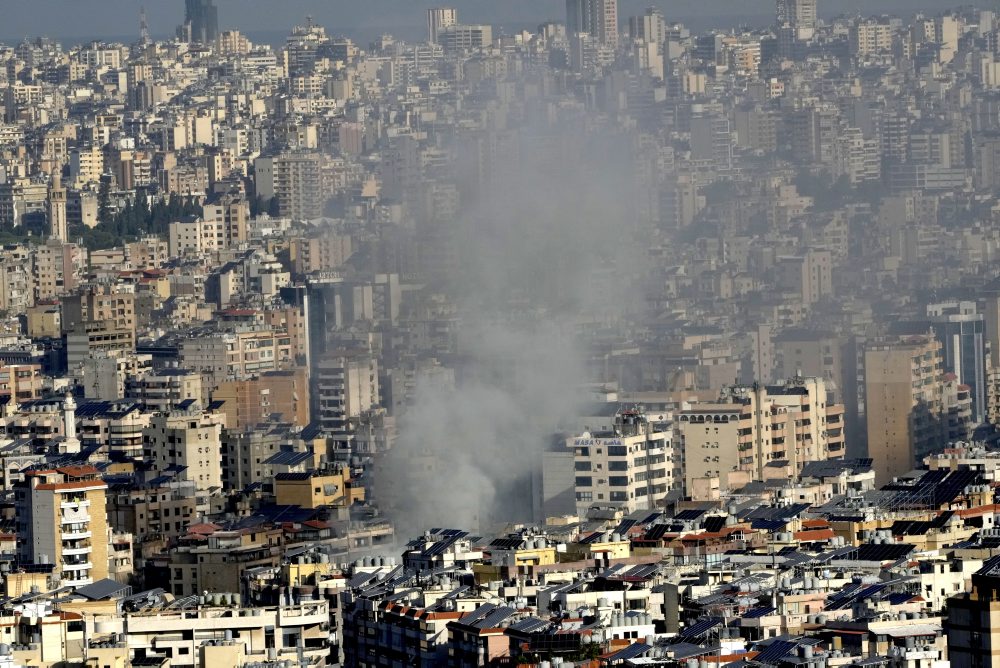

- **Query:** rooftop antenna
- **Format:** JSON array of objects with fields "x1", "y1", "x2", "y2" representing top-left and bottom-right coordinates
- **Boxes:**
[{"x1": 139, "y1": 6, "x2": 150, "y2": 45}]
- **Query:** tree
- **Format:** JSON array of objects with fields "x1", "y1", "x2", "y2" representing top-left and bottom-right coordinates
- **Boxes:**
[{"x1": 97, "y1": 176, "x2": 112, "y2": 224}]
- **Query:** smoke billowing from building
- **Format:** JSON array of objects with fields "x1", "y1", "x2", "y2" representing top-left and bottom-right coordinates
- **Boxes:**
[{"x1": 374, "y1": 119, "x2": 648, "y2": 534}]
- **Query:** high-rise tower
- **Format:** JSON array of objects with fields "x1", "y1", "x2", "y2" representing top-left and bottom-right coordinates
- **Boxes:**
[
  {"x1": 184, "y1": 0, "x2": 219, "y2": 44},
  {"x1": 566, "y1": 0, "x2": 619, "y2": 48},
  {"x1": 427, "y1": 8, "x2": 458, "y2": 44}
]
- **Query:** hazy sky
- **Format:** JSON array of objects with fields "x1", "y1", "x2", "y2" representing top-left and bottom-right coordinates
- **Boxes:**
[{"x1": 0, "y1": 0, "x2": 951, "y2": 42}]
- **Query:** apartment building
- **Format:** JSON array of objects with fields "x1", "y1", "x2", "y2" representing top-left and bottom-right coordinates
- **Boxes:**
[
  {"x1": 567, "y1": 407, "x2": 672, "y2": 516},
  {"x1": 179, "y1": 329, "x2": 292, "y2": 390},
  {"x1": 865, "y1": 335, "x2": 948, "y2": 486},
  {"x1": 274, "y1": 467, "x2": 365, "y2": 509},
  {"x1": 65, "y1": 321, "x2": 135, "y2": 372},
  {"x1": 289, "y1": 233, "x2": 353, "y2": 274},
  {"x1": 32, "y1": 239, "x2": 80, "y2": 301},
  {"x1": 212, "y1": 366, "x2": 310, "y2": 431},
  {"x1": 314, "y1": 350, "x2": 380, "y2": 433},
  {"x1": 144, "y1": 406, "x2": 226, "y2": 492},
  {"x1": 14, "y1": 465, "x2": 110, "y2": 587},
  {"x1": 676, "y1": 404, "x2": 743, "y2": 493},
  {"x1": 0, "y1": 363, "x2": 43, "y2": 403},
  {"x1": 721, "y1": 377, "x2": 844, "y2": 480},
  {"x1": 88, "y1": 596, "x2": 330, "y2": 667},
  {"x1": 125, "y1": 366, "x2": 205, "y2": 411},
  {"x1": 254, "y1": 151, "x2": 325, "y2": 221}
]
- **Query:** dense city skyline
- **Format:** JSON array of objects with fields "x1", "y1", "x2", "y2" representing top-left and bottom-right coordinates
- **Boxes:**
[
  {"x1": 0, "y1": 0, "x2": 951, "y2": 42},
  {"x1": 2, "y1": 0, "x2": 1000, "y2": 665}
]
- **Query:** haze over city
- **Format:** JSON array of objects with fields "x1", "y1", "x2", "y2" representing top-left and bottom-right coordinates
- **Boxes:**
[{"x1": 0, "y1": 0, "x2": 999, "y2": 666}]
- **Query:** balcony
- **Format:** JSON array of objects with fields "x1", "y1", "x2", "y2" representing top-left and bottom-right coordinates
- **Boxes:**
[
  {"x1": 62, "y1": 508, "x2": 90, "y2": 524},
  {"x1": 62, "y1": 544, "x2": 92, "y2": 556},
  {"x1": 61, "y1": 499, "x2": 91, "y2": 510},
  {"x1": 62, "y1": 560, "x2": 93, "y2": 572},
  {"x1": 62, "y1": 529, "x2": 92, "y2": 541}
]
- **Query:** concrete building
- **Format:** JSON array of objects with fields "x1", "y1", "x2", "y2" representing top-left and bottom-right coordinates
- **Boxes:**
[
  {"x1": 776, "y1": 250, "x2": 833, "y2": 305},
  {"x1": 437, "y1": 25, "x2": 494, "y2": 52},
  {"x1": 564, "y1": 407, "x2": 672, "y2": 516},
  {"x1": 717, "y1": 376, "x2": 846, "y2": 480},
  {"x1": 125, "y1": 367, "x2": 204, "y2": 411},
  {"x1": 629, "y1": 7, "x2": 666, "y2": 45},
  {"x1": 946, "y1": 559, "x2": 1000, "y2": 668},
  {"x1": 212, "y1": 367, "x2": 310, "y2": 431},
  {"x1": 864, "y1": 335, "x2": 946, "y2": 486},
  {"x1": 427, "y1": 7, "x2": 458, "y2": 44},
  {"x1": 0, "y1": 363, "x2": 43, "y2": 403},
  {"x1": 851, "y1": 19, "x2": 894, "y2": 56},
  {"x1": 14, "y1": 464, "x2": 110, "y2": 587},
  {"x1": 567, "y1": 0, "x2": 619, "y2": 49},
  {"x1": 314, "y1": 350, "x2": 380, "y2": 434},
  {"x1": 143, "y1": 406, "x2": 226, "y2": 492},
  {"x1": 773, "y1": 330, "x2": 844, "y2": 403},
  {"x1": 62, "y1": 286, "x2": 136, "y2": 344},
  {"x1": 676, "y1": 404, "x2": 743, "y2": 493},
  {"x1": 179, "y1": 329, "x2": 292, "y2": 391},
  {"x1": 894, "y1": 302, "x2": 988, "y2": 424},
  {"x1": 254, "y1": 151, "x2": 325, "y2": 221}
]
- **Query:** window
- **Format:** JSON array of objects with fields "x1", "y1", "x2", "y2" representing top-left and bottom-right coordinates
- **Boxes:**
[
  {"x1": 575, "y1": 476, "x2": 593, "y2": 487},
  {"x1": 609, "y1": 476, "x2": 629, "y2": 487},
  {"x1": 608, "y1": 445, "x2": 627, "y2": 457},
  {"x1": 575, "y1": 461, "x2": 591, "y2": 471}
]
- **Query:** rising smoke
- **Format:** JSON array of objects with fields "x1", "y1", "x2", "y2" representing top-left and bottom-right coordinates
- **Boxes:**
[{"x1": 374, "y1": 113, "x2": 649, "y2": 535}]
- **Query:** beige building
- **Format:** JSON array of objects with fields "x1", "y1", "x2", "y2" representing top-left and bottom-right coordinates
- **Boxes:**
[
  {"x1": 125, "y1": 367, "x2": 204, "y2": 411},
  {"x1": 69, "y1": 144, "x2": 105, "y2": 187},
  {"x1": 774, "y1": 330, "x2": 844, "y2": 403},
  {"x1": 15, "y1": 465, "x2": 110, "y2": 587},
  {"x1": 32, "y1": 239, "x2": 80, "y2": 301},
  {"x1": 724, "y1": 376, "x2": 845, "y2": 479},
  {"x1": 676, "y1": 404, "x2": 743, "y2": 493},
  {"x1": 144, "y1": 407, "x2": 226, "y2": 492},
  {"x1": 254, "y1": 151, "x2": 325, "y2": 221},
  {"x1": 565, "y1": 407, "x2": 672, "y2": 516},
  {"x1": 212, "y1": 366, "x2": 310, "y2": 431},
  {"x1": 65, "y1": 321, "x2": 135, "y2": 372},
  {"x1": 777, "y1": 250, "x2": 832, "y2": 305},
  {"x1": 107, "y1": 483, "x2": 207, "y2": 542},
  {"x1": 88, "y1": 597, "x2": 331, "y2": 666},
  {"x1": 315, "y1": 350, "x2": 380, "y2": 433},
  {"x1": 850, "y1": 19, "x2": 893, "y2": 55},
  {"x1": 0, "y1": 363, "x2": 44, "y2": 403},
  {"x1": 62, "y1": 286, "x2": 136, "y2": 343},
  {"x1": 274, "y1": 467, "x2": 365, "y2": 509},
  {"x1": 289, "y1": 233, "x2": 353, "y2": 274},
  {"x1": 0, "y1": 245, "x2": 32, "y2": 313},
  {"x1": 180, "y1": 330, "x2": 293, "y2": 391},
  {"x1": 865, "y1": 335, "x2": 945, "y2": 486}
]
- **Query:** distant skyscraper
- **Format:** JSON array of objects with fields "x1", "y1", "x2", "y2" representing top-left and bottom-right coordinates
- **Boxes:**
[
  {"x1": 184, "y1": 0, "x2": 219, "y2": 44},
  {"x1": 427, "y1": 8, "x2": 458, "y2": 44},
  {"x1": 629, "y1": 7, "x2": 665, "y2": 45},
  {"x1": 777, "y1": 0, "x2": 817, "y2": 39},
  {"x1": 566, "y1": 0, "x2": 619, "y2": 48}
]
